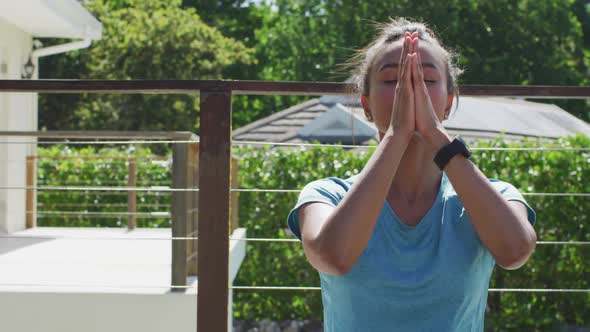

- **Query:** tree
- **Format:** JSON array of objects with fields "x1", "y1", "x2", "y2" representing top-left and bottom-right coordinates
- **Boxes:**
[
  {"x1": 39, "y1": 0, "x2": 254, "y2": 132},
  {"x1": 248, "y1": 0, "x2": 590, "y2": 120}
]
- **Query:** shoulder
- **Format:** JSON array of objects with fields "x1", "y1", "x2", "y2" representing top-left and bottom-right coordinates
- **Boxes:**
[
  {"x1": 487, "y1": 177, "x2": 518, "y2": 189},
  {"x1": 486, "y1": 178, "x2": 526, "y2": 199},
  {"x1": 287, "y1": 174, "x2": 358, "y2": 240},
  {"x1": 300, "y1": 174, "x2": 357, "y2": 199}
]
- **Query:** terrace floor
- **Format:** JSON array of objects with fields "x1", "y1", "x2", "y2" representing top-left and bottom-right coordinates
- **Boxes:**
[{"x1": 0, "y1": 227, "x2": 246, "y2": 295}]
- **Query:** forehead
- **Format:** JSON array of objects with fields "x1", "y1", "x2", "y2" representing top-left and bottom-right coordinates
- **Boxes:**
[{"x1": 371, "y1": 39, "x2": 446, "y2": 73}]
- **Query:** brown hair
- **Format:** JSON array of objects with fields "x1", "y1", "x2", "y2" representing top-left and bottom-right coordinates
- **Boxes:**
[{"x1": 347, "y1": 17, "x2": 463, "y2": 111}]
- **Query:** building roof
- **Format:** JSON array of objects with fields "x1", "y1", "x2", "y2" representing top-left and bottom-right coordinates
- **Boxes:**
[
  {"x1": 233, "y1": 96, "x2": 590, "y2": 145},
  {"x1": 0, "y1": 0, "x2": 102, "y2": 40}
]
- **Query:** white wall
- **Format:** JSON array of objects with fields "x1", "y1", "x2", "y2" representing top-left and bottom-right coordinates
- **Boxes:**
[
  {"x1": 0, "y1": 18, "x2": 38, "y2": 233},
  {"x1": 0, "y1": 227, "x2": 247, "y2": 331},
  {"x1": 1, "y1": 292, "x2": 198, "y2": 332}
]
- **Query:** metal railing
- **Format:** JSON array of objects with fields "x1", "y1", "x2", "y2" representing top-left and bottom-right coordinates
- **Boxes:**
[
  {"x1": 0, "y1": 130, "x2": 238, "y2": 292},
  {"x1": 27, "y1": 153, "x2": 168, "y2": 230},
  {"x1": 1, "y1": 79, "x2": 589, "y2": 332}
]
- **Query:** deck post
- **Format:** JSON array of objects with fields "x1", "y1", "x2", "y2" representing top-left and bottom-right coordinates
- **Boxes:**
[
  {"x1": 230, "y1": 157, "x2": 239, "y2": 233},
  {"x1": 25, "y1": 156, "x2": 36, "y2": 228},
  {"x1": 171, "y1": 142, "x2": 189, "y2": 291},
  {"x1": 187, "y1": 142, "x2": 199, "y2": 275},
  {"x1": 198, "y1": 89, "x2": 232, "y2": 332},
  {"x1": 127, "y1": 157, "x2": 137, "y2": 230}
]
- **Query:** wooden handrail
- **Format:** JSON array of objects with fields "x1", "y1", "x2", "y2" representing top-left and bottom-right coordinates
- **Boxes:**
[
  {"x1": 3, "y1": 80, "x2": 588, "y2": 332},
  {"x1": 0, "y1": 80, "x2": 589, "y2": 98},
  {"x1": 0, "y1": 130, "x2": 198, "y2": 140}
]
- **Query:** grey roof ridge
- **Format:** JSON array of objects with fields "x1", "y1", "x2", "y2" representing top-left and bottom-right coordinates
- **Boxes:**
[
  {"x1": 233, "y1": 98, "x2": 320, "y2": 137},
  {"x1": 443, "y1": 126, "x2": 560, "y2": 139}
]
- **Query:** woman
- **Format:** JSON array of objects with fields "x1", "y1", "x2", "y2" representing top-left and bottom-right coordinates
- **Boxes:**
[{"x1": 287, "y1": 18, "x2": 537, "y2": 331}]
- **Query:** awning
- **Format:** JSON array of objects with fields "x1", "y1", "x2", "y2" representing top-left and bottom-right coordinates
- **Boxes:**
[{"x1": 0, "y1": 0, "x2": 102, "y2": 40}]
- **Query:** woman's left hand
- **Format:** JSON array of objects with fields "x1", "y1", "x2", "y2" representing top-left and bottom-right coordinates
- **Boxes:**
[{"x1": 410, "y1": 39, "x2": 450, "y2": 151}]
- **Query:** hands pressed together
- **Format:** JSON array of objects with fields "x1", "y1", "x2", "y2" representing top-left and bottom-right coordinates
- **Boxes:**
[{"x1": 388, "y1": 32, "x2": 449, "y2": 150}]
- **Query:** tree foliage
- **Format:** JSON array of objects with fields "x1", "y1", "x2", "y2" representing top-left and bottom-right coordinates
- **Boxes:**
[
  {"x1": 249, "y1": 0, "x2": 589, "y2": 120},
  {"x1": 40, "y1": 0, "x2": 589, "y2": 130},
  {"x1": 39, "y1": 0, "x2": 254, "y2": 132}
]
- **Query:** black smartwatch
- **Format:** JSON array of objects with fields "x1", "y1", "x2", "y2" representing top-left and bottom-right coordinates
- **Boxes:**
[{"x1": 433, "y1": 136, "x2": 472, "y2": 171}]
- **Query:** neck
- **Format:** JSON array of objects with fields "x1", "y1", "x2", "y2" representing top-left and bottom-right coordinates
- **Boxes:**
[{"x1": 386, "y1": 133, "x2": 442, "y2": 203}]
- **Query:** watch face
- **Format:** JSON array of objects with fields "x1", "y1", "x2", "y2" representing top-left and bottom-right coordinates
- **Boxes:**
[{"x1": 456, "y1": 136, "x2": 472, "y2": 156}]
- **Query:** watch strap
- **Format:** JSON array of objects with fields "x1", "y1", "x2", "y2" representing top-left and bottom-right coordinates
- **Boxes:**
[{"x1": 433, "y1": 137, "x2": 471, "y2": 171}]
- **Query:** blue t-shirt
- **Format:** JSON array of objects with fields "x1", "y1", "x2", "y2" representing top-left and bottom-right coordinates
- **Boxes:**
[{"x1": 287, "y1": 172, "x2": 536, "y2": 332}]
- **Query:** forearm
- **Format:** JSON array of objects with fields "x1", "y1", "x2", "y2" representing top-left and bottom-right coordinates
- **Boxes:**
[
  {"x1": 431, "y1": 130, "x2": 536, "y2": 268},
  {"x1": 315, "y1": 132, "x2": 409, "y2": 271}
]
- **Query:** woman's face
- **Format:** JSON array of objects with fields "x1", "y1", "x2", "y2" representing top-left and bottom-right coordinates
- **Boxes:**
[{"x1": 363, "y1": 39, "x2": 453, "y2": 136}]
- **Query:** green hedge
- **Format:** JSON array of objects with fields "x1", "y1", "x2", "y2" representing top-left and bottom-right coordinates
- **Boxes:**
[
  {"x1": 36, "y1": 136, "x2": 590, "y2": 330},
  {"x1": 37, "y1": 145, "x2": 172, "y2": 228},
  {"x1": 233, "y1": 135, "x2": 590, "y2": 331}
]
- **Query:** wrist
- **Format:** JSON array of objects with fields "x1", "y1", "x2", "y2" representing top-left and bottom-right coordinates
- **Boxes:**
[
  {"x1": 433, "y1": 135, "x2": 472, "y2": 171},
  {"x1": 385, "y1": 128, "x2": 412, "y2": 147},
  {"x1": 423, "y1": 126, "x2": 451, "y2": 151}
]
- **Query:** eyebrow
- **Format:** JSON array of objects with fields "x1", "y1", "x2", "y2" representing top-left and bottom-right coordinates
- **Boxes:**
[{"x1": 378, "y1": 62, "x2": 438, "y2": 72}]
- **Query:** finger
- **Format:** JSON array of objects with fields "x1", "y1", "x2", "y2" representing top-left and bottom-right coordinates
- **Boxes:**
[
  {"x1": 397, "y1": 35, "x2": 414, "y2": 94},
  {"x1": 409, "y1": 39, "x2": 419, "y2": 83},
  {"x1": 393, "y1": 37, "x2": 411, "y2": 113},
  {"x1": 397, "y1": 37, "x2": 408, "y2": 77},
  {"x1": 411, "y1": 53, "x2": 419, "y2": 91},
  {"x1": 399, "y1": 36, "x2": 411, "y2": 68},
  {"x1": 397, "y1": 36, "x2": 411, "y2": 90},
  {"x1": 402, "y1": 52, "x2": 413, "y2": 93},
  {"x1": 415, "y1": 38, "x2": 424, "y2": 78},
  {"x1": 411, "y1": 53, "x2": 427, "y2": 97},
  {"x1": 409, "y1": 53, "x2": 418, "y2": 91}
]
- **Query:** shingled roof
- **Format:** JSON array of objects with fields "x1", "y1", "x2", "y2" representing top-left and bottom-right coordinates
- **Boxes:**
[{"x1": 232, "y1": 96, "x2": 590, "y2": 145}]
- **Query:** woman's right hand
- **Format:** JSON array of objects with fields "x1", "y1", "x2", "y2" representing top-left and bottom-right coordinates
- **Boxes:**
[{"x1": 388, "y1": 32, "x2": 417, "y2": 142}]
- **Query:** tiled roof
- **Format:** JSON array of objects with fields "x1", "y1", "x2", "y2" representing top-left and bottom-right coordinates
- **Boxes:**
[
  {"x1": 233, "y1": 99, "x2": 329, "y2": 143},
  {"x1": 232, "y1": 96, "x2": 590, "y2": 145}
]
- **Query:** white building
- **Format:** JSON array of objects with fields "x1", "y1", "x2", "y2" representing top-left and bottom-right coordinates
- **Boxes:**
[
  {"x1": 0, "y1": 0, "x2": 101, "y2": 233},
  {"x1": 0, "y1": 3, "x2": 246, "y2": 331}
]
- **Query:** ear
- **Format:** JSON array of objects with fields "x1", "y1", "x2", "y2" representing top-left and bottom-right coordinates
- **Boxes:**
[
  {"x1": 444, "y1": 94, "x2": 454, "y2": 116},
  {"x1": 361, "y1": 95, "x2": 372, "y2": 120}
]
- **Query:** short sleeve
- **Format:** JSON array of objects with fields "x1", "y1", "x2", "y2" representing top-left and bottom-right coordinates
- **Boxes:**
[
  {"x1": 489, "y1": 179, "x2": 537, "y2": 226},
  {"x1": 286, "y1": 178, "x2": 349, "y2": 240}
]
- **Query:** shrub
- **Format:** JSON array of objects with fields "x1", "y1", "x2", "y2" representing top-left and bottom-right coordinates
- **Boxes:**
[
  {"x1": 36, "y1": 145, "x2": 172, "y2": 228},
  {"x1": 35, "y1": 135, "x2": 590, "y2": 330},
  {"x1": 233, "y1": 135, "x2": 590, "y2": 331}
]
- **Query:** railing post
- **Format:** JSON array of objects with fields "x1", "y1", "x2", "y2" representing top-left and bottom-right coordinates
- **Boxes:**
[
  {"x1": 198, "y1": 89, "x2": 232, "y2": 332},
  {"x1": 171, "y1": 142, "x2": 189, "y2": 291},
  {"x1": 127, "y1": 157, "x2": 137, "y2": 230},
  {"x1": 25, "y1": 156, "x2": 36, "y2": 228},
  {"x1": 187, "y1": 142, "x2": 199, "y2": 275},
  {"x1": 230, "y1": 157, "x2": 239, "y2": 233}
]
